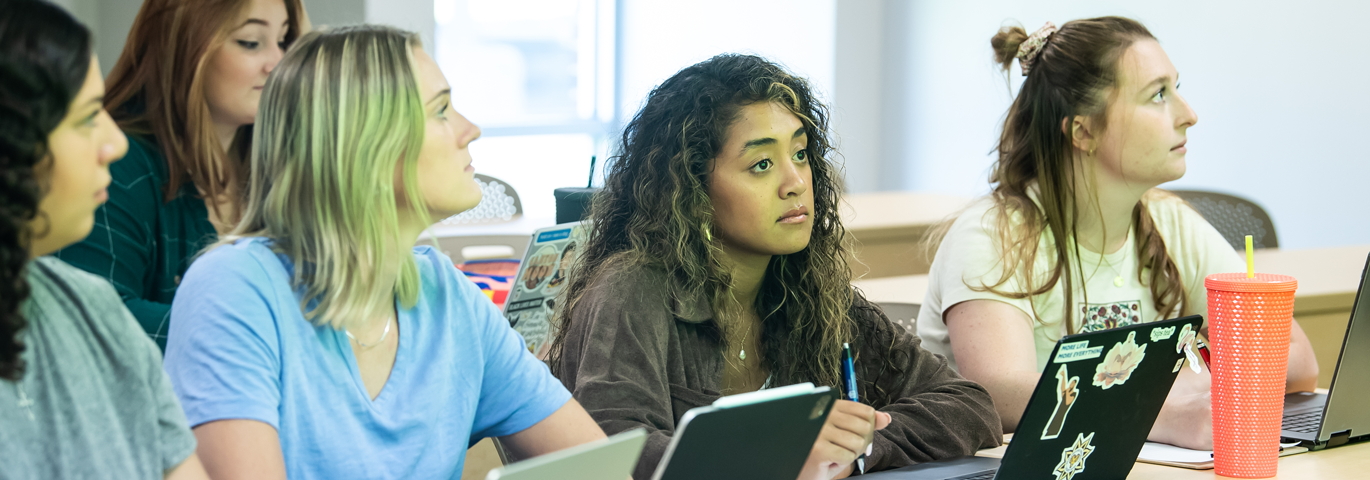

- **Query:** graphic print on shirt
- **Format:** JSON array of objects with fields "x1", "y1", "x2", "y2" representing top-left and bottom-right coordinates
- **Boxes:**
[
  {"x1": 1092, "y1": 331, "x2": 1147, "y2": 389},
  {"x1": 1052, "y1": 432, "x2": 1097, "y2": 480},
  {"x1": 1042, "y1": 364, "x2": 1080, "y2": 440},
  {"x1": 1078, "y1": 300, "x2": 1141, "y2": 332}
]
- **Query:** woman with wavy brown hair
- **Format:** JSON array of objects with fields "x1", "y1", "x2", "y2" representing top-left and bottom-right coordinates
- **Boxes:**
[
  {"x1": 916, "y1": 16, "x2": 1318, "y2": 450},
  {"x1": 54, "y1": 0, "x2": 307, "y2": 350},
  {"x1": 0, "y1": 1, "x2": 207, "y2": 477},
  {"x1": 548, "y1": 54, "x2": 1000, "y2": 479}
]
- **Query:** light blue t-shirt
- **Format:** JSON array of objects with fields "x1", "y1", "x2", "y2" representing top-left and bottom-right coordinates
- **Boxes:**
[{"x1": 164, "y1": 238, "x2": 572, "y2": 479}]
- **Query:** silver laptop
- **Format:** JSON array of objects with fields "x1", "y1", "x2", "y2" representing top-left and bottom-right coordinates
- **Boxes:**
[
  {"x1": 485, "y1": 429, "x2": 646, "y2": 480},
  {"x1": 1281, "y1": 253, "x2": 1370, "y2": 450}
]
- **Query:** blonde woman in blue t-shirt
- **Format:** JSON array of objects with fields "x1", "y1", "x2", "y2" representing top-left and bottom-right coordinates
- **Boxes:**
[{"x1": 164, "y1": 25, "x2": 606, "y2": 478}]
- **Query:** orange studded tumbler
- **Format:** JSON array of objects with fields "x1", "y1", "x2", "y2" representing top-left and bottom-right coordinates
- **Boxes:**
[{"x1": 1206, "y1": 273, "x2": 1297, "y2": 478}]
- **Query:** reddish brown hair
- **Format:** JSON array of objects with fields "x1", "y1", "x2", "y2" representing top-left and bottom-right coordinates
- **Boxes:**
[{"x1": 103, "y1": 0, "x2": 308, "y2": 216}]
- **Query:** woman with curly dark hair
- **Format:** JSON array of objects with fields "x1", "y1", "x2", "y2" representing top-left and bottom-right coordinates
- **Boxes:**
[
  {"x1": 0, "y1": 1, "x2": 206, "y2": 477},
  {"x1": 548, "y1": 54, "x2": 1001, "y2": 479}
]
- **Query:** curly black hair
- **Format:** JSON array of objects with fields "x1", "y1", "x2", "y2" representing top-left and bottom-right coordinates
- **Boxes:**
[
  {"x1": 0, "y1": 0, "x2": 93, "y2": 380},
  {"x1": 549, "y1": 54, "x2": 867, "y2": 391}
]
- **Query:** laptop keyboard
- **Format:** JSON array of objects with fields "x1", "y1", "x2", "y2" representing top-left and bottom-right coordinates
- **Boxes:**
[
  {"x1": 949, "y1": 470, "x2": 997, "y2": 480},
  {"x1": 1283, "y1": 411, "x2": 1323, "y2": 434}
]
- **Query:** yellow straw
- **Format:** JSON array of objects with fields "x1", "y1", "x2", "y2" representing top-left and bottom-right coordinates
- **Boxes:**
[{"x1": 1245, "y1": 235, "x2": 1255, "y2": 278}]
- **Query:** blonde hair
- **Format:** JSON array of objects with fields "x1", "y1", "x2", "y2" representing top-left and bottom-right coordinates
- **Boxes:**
[{"x1": 215, "y1": 25, "x2": 431, "y2": 329}]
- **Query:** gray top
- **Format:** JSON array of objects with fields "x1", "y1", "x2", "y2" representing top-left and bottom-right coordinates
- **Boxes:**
[{"x1": 0, "y1": 257, "x2": 196, "y2": 479}]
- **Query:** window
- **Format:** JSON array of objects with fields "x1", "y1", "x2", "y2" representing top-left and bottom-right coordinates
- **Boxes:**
[{"x1": 434, "y1": 0, "x2": 616, "y2": 220}]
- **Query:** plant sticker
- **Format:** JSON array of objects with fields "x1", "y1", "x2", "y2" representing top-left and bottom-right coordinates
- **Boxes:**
[
  {"x1": 1093, "y1": 331, "x2": 1147, "y2": 389},
  {"x1": 1041, "y1": 364, "x2": 1080, "y2": 440},
  {"x1": 1150, "y1": 325, "x2": 1176, "y2": 342},
  {"x1": 1053, "y1": 432, "x2": 1097, "y2": 480}
]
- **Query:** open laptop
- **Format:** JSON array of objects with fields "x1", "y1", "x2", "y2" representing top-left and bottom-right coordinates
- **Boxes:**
[
  {"x1": 501, "y1": 222, "x2": 588, "y2": 358},
  {"x1": 864, "y1": 315, "x2": 1204, "y2": 480},
  {"x1": 1281, "y1": 253, "x2": 1370, "y2": 450},
  {"x1": 485, "y1": 429, "x2": 645, "y2": 480}
]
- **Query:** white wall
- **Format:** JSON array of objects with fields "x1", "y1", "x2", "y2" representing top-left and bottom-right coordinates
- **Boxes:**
[
  {"x1": 864, "y1": 0, "x2": 1369, "y2": 249},
  {"x1": 617, "y1": 0, "x2": 835, "y2": 125}
]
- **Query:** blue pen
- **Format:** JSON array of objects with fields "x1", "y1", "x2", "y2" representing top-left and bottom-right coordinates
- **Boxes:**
[{"x1": 842, "y1": 343, "x2": 866, "y2": 474}]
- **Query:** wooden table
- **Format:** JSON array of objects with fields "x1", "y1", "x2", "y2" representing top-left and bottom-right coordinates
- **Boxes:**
[
  {"x1": 421, "y1": 214, "x2": 558, "y2": 263},
  {"x1": 424, "y1": 191, "x2": 976, "y2": 273},
  {"x1": 840, "y1": 192, "x2": 973, "y2": 279},
  {"x1": 854, "y1": 245, "x2": 1370, "y2": 389},
  {"x1": 962, "y1": 436, "x2": 1370, "y2": 479},
  {"x1": 1115, "y1": 442, "x2": 1370, "y2": 479}
]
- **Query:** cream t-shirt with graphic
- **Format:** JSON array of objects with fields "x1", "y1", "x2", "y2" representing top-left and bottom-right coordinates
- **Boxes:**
[{"x1": 916, "y1": 191, "x2": 1245, "y2": 373}]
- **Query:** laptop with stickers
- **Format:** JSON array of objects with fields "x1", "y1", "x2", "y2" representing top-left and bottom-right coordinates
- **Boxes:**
[
  {"x1": 1281, "y1": 252, "x2": 1370, "y2": 450},
  {"x1": 501, "y1": 221, "x2": 589, "y2": 358},
  {"x1": 863, "y1": 315, "x2": 1204, "y2": 480}
]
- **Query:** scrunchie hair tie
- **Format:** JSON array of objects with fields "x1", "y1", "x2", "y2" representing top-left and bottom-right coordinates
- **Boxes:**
[{"x1": 1016, "y1": 21, "x2": 1057, "y2": 76}]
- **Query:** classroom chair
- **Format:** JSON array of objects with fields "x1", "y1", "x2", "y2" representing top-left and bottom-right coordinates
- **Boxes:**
[
  {"x1": 1171, "y1": 189, "x2": 1280, "y2": 250},
  {"x1": 875, "y1": 302, "x2": 921, "y2": 333},
  {"x1": 441, "y1": 174, "x2": 523, "y2": 225}
]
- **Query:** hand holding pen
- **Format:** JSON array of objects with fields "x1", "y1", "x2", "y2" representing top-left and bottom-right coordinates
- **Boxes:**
[
  {"x1": 799, "y1": 400, "x2": 891, "y2": 480},
  {"x1": 797, "y1": 342, "x2": 891, "y2": 480}
]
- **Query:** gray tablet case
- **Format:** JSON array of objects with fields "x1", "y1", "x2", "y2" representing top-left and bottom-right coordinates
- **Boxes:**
[{"x1": 651, "y1": 386, "x2": 840, "y2": 480}]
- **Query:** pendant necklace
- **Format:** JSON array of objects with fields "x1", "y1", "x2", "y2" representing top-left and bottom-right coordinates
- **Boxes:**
[{"x1": 1100, "y1": 256, "x2": 1125, "y2": 287}]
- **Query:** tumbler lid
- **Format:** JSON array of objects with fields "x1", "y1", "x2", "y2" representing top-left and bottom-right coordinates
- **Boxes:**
[{"x1": 1205, "y1": 272, "x2": 1297, "y2": 293}]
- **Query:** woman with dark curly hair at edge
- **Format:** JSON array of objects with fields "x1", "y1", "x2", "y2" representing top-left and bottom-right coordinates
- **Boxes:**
[
  {"x1": 0, "y1": 1, "x2": 206, "y2": 477},
  {"x1": 548, "y1": 54, "x2": 1001, "y2": 480}
]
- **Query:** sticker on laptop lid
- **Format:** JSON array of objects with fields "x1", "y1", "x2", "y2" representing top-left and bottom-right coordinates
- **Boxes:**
[
  {"x1": 1041, "y1": 364, "x2": 1080, "y2": 440},
  {"x1": 1174, "y1": 323, "x2": 1195, "y2": 353},
  {"x1": 1053, "y1": 341, "x2": 1104, "y2": 363},
  {"x1": 1172, "y1": 358, "x2": 1185, "y2": 373},
  {"x1": 1183, "y1": 343, "x2": 1201, "y2": 374},
  {"x1": 1175, "y1": 323, "x2": 1201, "y2": 373},
  {"x1": 1150, "y1": 325, "x2": 1176, "y2": 342},
  {"x1": 1052, "y1": 432, "x2": 1097, "y2": 480},
  {"x1": 1092, "y1": 331, "x2": 1147, "y2": 390}
]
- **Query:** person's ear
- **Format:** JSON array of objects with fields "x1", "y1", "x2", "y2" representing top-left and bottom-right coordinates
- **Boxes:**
[{"x1": 1062, "y1": 115, "x2": 1097, "y2": 155}]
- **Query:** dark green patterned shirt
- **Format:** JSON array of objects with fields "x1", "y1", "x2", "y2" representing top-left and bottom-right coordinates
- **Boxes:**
[{"x1": 54, "y1": 133, "x2": 217, "y2": 351}]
